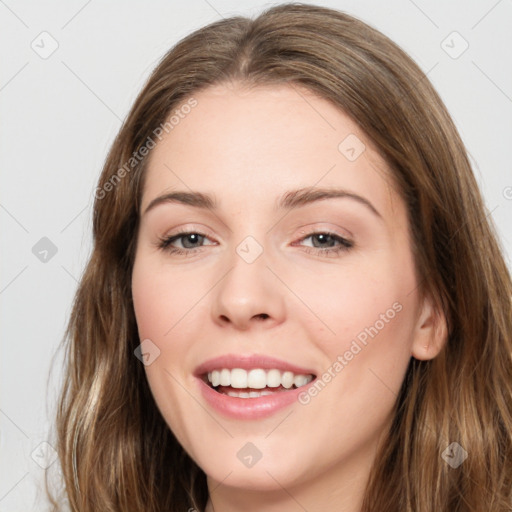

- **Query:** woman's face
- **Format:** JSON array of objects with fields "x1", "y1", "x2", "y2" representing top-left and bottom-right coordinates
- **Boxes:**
[{"x1": 132, "y1": 83, "x2": 439, "y2": 500}]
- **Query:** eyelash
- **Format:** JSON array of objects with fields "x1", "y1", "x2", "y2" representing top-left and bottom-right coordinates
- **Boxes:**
[{"x1": 157, "y1": 229, "x2": 353, "y2": 258}]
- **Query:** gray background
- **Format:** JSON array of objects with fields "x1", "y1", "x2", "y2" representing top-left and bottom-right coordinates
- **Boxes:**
[{"x1": 1, "y1": 0, "x2": 511, "y2": 509}]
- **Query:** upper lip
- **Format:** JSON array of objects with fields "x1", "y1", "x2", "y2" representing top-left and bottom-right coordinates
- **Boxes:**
[{"x1": 194, "y1": 354, "x2": 317, "y2": 377}]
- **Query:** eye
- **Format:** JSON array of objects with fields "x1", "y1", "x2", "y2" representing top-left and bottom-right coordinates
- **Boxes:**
[
  {"x1": 156, "y1": 229, "x2": 353, "y2": 258},
  {"x1": 157, "y1": 230, "x2": 216, "y2": 256},
  {"x1": 293, "y1": 231, "x2": 353, "y2": 257}
]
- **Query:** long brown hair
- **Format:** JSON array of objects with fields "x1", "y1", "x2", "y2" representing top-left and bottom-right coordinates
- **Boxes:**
[{"x1": 48, "y1": 3, "x2": 512, "y2": 510}]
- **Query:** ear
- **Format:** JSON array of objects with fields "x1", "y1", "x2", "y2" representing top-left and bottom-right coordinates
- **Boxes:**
[{"x1": 411, "y1": 294, "x2": 448, "y2": 361}]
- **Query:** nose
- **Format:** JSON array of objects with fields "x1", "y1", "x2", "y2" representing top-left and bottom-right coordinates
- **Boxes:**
[{"x1": 210, "y1": 243, "x2": 286, "y2": 331}]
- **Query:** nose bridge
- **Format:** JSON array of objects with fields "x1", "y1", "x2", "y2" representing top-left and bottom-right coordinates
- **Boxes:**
[{"x1": 211, "y1": 233, "x2": 285, "y2": 329}]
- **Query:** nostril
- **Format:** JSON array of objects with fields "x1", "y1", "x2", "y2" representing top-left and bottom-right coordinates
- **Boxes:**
[{"x1": 255, "y1": 313, "x2": 269, "y2": 320}]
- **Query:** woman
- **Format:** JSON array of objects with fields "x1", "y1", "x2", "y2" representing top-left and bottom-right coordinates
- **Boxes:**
[{"x1": 49, "y1": 3, "x2": 512, "y2": 511}]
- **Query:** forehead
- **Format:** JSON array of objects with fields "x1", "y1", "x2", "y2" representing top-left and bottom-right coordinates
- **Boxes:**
[{"x1": 142, "y1": 83, "x2": 401, "y2": 219}]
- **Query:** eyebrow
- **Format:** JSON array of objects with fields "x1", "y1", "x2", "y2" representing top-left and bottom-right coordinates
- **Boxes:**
[{"x1": 143, "y1": 187, "x2": 382, "y2": 219}]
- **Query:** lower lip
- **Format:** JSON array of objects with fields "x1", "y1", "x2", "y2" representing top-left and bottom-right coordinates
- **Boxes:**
[{"x1": 197, "y1": 377, "x2": 313, "y2": 420}]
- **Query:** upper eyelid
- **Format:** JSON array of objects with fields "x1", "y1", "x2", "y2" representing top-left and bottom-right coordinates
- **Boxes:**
[{"x1": 166, "y1": 226, "x2": 216, "y2": 239}]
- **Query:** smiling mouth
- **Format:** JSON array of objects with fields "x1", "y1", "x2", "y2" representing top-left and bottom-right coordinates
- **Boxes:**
[{"x1": 204, "y1": 368, "x2": 315, "y2": 398}]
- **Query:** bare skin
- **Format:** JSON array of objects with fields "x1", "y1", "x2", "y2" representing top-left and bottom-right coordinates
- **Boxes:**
[{"x1": 131, "y1": 83, "x2": 446, "y2": 512}]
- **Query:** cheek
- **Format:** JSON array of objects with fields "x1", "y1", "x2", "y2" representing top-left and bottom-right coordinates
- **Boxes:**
[
  {"x1": 291, "y1": 250, "x2": 417, "y2": 398},
  {"x1": 132, "y1": 256, "x2": 204, "y2": 339},
  {"x1": 290, "y1": 277, "x2": 416, "y2": 469},
  {"x1": 289, "y1": 256, "x2": 414, "y2": 348},
  {"x1": 131, "y1": 257, "x2": 203, "y2": 451}
]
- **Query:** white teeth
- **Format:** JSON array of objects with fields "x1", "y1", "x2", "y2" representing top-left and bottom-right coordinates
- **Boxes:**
[
  {"x1": 294, "y1": 374, "x2": 310, "y2": 387},
  {"x1": 220, "y1": 368, "x2": 231, "y2": 386},
  {"x1": 266, "y1": 369, "x2": 282, "y2": 387},
  {"x1": 206, "y1": 368, "x2": 314, "y2": 390},
  {"x1": 227, "y1": 390, "x2": 275, "y2": 398},
  {"x1": 247, "y1": 369, "x2": 267, "y2": 389},
  {"x1": 281, "y1": 371, "x2": 294, "y2": 389},
  {"x1": 230, "y1": 368, "x2": 248, "y2": 388}
]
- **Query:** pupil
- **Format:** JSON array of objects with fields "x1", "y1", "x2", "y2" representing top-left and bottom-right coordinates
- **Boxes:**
[
  {"x1": 314, "y1": 234, "x2": 333, "y2": 247},
  {"x1": 183, "y1": 234, "x2": 202, "y2": 248}
]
